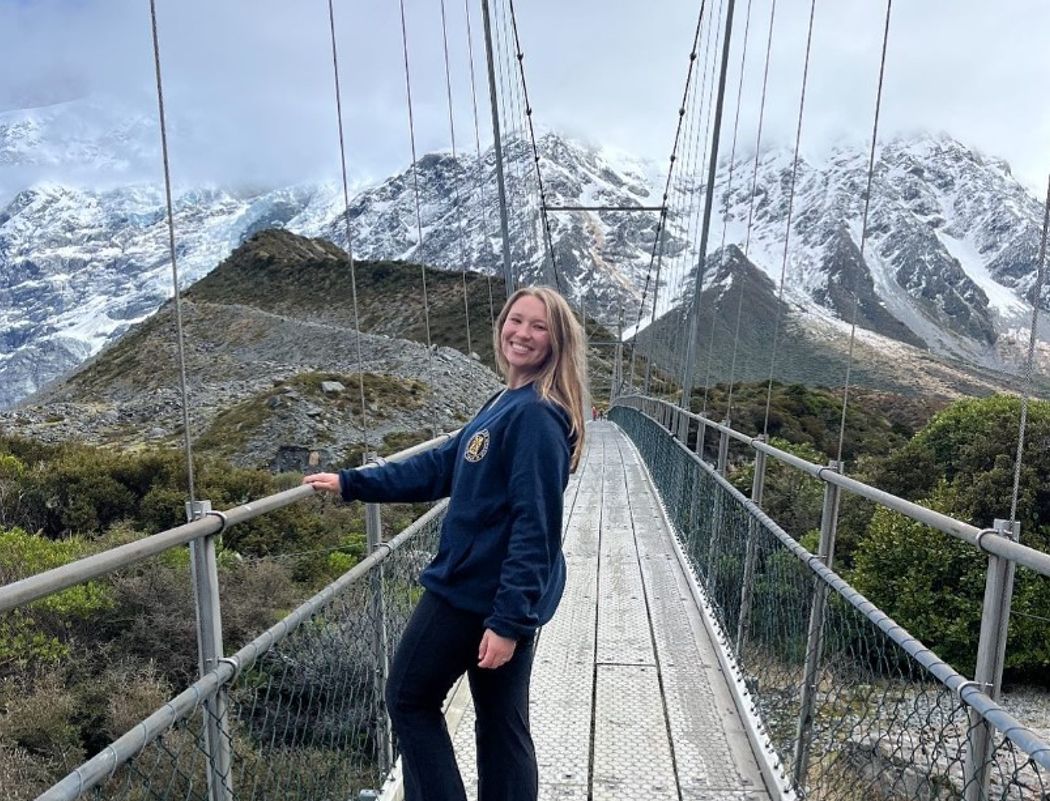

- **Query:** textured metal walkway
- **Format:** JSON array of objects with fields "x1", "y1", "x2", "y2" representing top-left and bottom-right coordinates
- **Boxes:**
[{"x1": 450, "y1": 421, "x2": 773, "y2": 800}]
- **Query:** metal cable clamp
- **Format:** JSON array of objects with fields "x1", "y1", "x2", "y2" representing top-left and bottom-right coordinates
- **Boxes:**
[{"x1": 206, "y1": 509, "x2": 230, "y2": 535}]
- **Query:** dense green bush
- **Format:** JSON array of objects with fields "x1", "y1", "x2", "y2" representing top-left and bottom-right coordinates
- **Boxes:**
[
  {"x1": 851, "y1": 396, "x2": 1050, "y2": 677},
  {"x1": 0, "y1": 528, "x2": 113, "y2": 670}
]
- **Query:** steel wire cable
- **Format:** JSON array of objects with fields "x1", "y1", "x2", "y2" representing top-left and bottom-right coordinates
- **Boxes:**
[
  {"x1": 762, "y1": 0, "x2": 817, "y2": 438},
  {"x1": 659, "y1": 35, "x2": 707, "y2": 396},
  {"x1": 1008, "y1": 175, "x2": 1050, "y2": 525},
  {"x1": 397, "y1": 0, "x2": 435, "y2": 361},
  {"x1": 326, "y1": 0, "x2": 371, "y2": 449},
  {"x1": 676, "y1": 0, "x2": 730, "y2": 407},
  {"x1": 835, "y1": 0, "x2": 893, "y2": 466},
  {"x1": 723, "y1": 0, "x2": 778, "y2": 426},
  {"x1": 627, "y1": 1, "x2": 708, "y2": 388},
  {"x1": 463, "y1": 0, "x2": 498, "y2": 327},
  {"x1": 148, "y1": 0, "x2": 196, "y2": 504},
  {"x1": 667, "y1": 0, "x2": 724, "y2": 395},
  {"x1": 438, "y1": 0, "x2": 475, "y2": 356},
  {"x1": 657, "y1": 3, "x2": 713, "y2": 394},
  {"x1": 662, "y1": 42, "x2": 708, "y2": 397},
  {"x1": 699, "y1": 0, "x2": 757, "y2": 421},
  {"x1": 507, "y1": 0, "x2": 562, "y2": 292},
  {"x1": 492, "y1": 0, "x2": 525, "y2": 280}
]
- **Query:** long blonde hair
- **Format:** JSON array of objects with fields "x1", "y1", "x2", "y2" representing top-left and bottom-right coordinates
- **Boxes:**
[{"x1": 493, "y1": 286, "x2": 589, "y2": 470}]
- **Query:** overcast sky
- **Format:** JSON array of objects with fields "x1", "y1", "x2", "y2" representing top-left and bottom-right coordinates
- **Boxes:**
[{"x1": 1, "y1": 0, "x2": 1047, "y2": 194}]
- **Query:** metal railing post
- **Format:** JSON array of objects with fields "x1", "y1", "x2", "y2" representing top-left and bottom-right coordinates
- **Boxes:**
[
  {"x1": 187, "y1": 500, "x2": 232, "y2": 801},
  {"x1": 963, "y1": 518, "x2": 1020, "y2": 801},
  {"x1": 365, "y1": 492, "x2": 394, "y2": 774},
  {"x1": 676, "y1": 404, "x2": 689, "y2": 442},
  {"x1": 717, "y1": 423, "x2": 730, "y2": 477},
  {"x1": 793, "y1": 461, "x2": 842, "y2": 789},
  {"x1": 736, "y1": 438, "x2": 767, "y2": 653},
  {"x1": 705, "y1": 423, "x2": 733, "y2": 591}
]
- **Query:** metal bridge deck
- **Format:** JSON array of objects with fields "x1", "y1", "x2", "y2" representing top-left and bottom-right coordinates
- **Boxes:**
[{"x1": 449, "y1": 422, "x2": 772, "y2": 801}]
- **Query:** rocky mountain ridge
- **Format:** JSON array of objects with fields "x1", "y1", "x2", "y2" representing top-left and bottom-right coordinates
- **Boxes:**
[{"x1": 2, "y1": 96, "x2": 1048, "y2": 406}]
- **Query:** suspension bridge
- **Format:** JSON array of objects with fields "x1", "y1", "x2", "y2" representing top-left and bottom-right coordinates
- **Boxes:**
[{"x1": 2, "y1": 0, "x2": 1050, "y2": 800}]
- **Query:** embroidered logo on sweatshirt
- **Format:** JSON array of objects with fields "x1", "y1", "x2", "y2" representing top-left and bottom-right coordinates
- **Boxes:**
[{"x1": 464, "y1": 429, "x2": 490, "y2": 462}]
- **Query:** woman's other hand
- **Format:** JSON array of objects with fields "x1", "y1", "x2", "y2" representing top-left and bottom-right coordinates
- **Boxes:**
[
  {"x1": 477, "y1": 628, "x2": 517, "y2": 669},
  {"x1": 303, "y1": 472, "x2": 341, "y2": 495}
]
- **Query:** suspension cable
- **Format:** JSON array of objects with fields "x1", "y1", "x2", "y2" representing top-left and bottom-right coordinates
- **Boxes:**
[
  {"x1": 463, "y1": 0, "x2": 498, "y2": 329},
  {"x1": 507, "y1": 0, "x2": 562, "y2": 291},
  {"x1": 326, "y1": 0, "x2": 371, "y2": 452},
  {"x1": 148, "y1": 0, "x2": 196, "y2": 503},
  {"x1": 835, "y1": 0, "x2": 893, "y2": 465},
  {"x1": 628, "y1": 2, "x2": 708, "y2": 385},
  {"x1": 724, "y1": 0, "x2": 778, "y2": 424},
  {"x1": 701, "y1": 0, "x2": 756, "y2": 419},
  {"x1": 659, "y1": 27, "x2": 709, "y2": 394},
  {"x1": 762, "y1": 0, "x2": 817, "y2": 437},
  {"x1": 1008, "y1": 175, "x2": 1050, "y2": 525},
  {"x1": 397, "y1": 0, "x2": 435, "y2": 359},
  {"x1": 667, "y1": 0, "x2": 723, "y2": 395},
  {"x1": 439, "y1": 0, "x2": 475, "y2": 356}
]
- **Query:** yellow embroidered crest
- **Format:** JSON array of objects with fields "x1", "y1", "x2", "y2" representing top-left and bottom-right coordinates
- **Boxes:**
[{"x1": 464, "y1": 429, "x2": 490, "y2": 463}]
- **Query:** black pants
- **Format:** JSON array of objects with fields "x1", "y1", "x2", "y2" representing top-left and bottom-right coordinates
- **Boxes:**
[{"x1": 385, "y1": 590, "x2": 538, "y2": 801}]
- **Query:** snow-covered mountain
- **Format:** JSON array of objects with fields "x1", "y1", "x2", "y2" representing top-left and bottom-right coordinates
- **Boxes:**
[{"x1": 2, "y1": 96, "x2": 1048, "y2": 408}]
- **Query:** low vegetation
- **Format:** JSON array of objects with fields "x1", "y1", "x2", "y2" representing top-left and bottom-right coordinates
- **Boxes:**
[{"x1": 0, "y1": 432, "x2": 431, "y2": 796}]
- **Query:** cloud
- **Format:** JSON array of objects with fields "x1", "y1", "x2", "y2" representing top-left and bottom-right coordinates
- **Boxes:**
[{"x1": 1, "y1": 0, "x2": 1046, "y2": 193}]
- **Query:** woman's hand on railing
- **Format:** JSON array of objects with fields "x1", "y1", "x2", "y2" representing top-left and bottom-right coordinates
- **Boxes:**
[{"x1": 303, "y1": 472, "x2": 341, "y2": 495}]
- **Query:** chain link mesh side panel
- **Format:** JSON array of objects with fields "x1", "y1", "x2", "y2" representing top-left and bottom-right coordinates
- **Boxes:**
[
  {"x1": 76, "y1": 510, "x2": 444, "y2": 801},
  {"x1": 611, "y1": 405, "x2": 1050, "y2": 801}
]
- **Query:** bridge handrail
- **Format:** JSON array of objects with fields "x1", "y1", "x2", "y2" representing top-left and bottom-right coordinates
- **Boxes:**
[
  {"x1": 36, "y1": 499, "x2": 448, "y2": 801},
  {"x1": 614, "y1": 402, "x2": 1050, "y2": 778},
  {"x1": 616, "y1": 394, "x2": 1050, "y2": 579},
  {"x1": 0, "y1": 430, "x2": 458, "y2": 614},
  {"x1": 701, "y1": 441, "x2": 1050, "y2": 768}
]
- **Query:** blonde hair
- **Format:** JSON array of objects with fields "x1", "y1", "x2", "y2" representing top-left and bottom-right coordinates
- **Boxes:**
[{"x1": 493, "y1": 286, "x2": 589, "y2": 470}]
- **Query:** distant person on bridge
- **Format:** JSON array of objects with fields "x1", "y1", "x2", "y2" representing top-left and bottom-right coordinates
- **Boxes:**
[{"x1": 305, "y1": 286, "x2": 588, "y2": 801}]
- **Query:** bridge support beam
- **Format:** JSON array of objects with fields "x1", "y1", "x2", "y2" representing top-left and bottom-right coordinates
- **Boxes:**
[
  {"x1": 963, "y1": 518, "x2": 1019, "y2": 801},
  {"x1": 793, "y1": 461, "x2": 842, "y2": 788},
  {"x1": 365, "y1": 495, "x2": 394, "y2": 775},
  {"x1": 187, "y1": 500, "x2": 233, "y2": 801}
]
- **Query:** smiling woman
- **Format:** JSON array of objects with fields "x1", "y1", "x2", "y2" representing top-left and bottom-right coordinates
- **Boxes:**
[{"x1": 303, "y1": 285, "x2": 588, "y2": 801}]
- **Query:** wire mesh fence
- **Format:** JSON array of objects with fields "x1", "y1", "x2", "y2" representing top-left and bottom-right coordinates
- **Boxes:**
[
  {"x1": 611, "y1": 403, "x2": 1050, "y2": 801},
  {"x1": 38, "y1": 503, "x2": 446, "y2": 801}
]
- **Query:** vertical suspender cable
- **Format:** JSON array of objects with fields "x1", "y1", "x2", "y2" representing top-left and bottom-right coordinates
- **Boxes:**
[
  {"x1": 464, "y1": 0, "x2": 498, "y2": 326},
  {"x1": 439, "y1": 0, "x2": 475, "y2": 356},
  {"x1": 148, "y1": 0, "x2": 196, "y2": 503},
  {"x1": 628, "y1": 3, "x2": 708, "y2": 390},
  {"x1": 678, "y1": 0, "x2": 739, "y2": 412},
  {"x1": 1008, "y1": 176, "x2": 1050, "y2": 524},
  {"x1": 835, "y1": 0, "x2": 893, "y2": 465},
  {"x1": 494, "y1": 2, "x2": 526, "y2": 273},
  {"x1": 326, "y1": 0, "x2": 371, "y2": 447},
  {"x1": 481, "y1": 0, "x2": 516, "y2": 297},
  {"x1": 700, "y1": 0, "x2": 755, "y2": 419},
  {"x1": 667, "y1": 0, "x2": 723, "y2": 392},
  {"x1": 724, "y1": 0, "x2": 778, "y2": 424},
  {"x1": 659, "y1": 0, "x2": 717, "y2": 395},
  {"x1": 762, "y1": 0, "x2": 817, "y2": 437},
  {"x1": 397, "y1": 0, "x2": 435, "y2": 358},
  {"x1": 508, "y1": 0, "x2": 562, "y2": 292}
]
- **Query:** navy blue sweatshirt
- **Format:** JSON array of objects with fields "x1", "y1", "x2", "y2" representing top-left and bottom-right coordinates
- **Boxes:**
[{"x1": 338, "y1": 382, "x2": 572, "y2": 639}]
